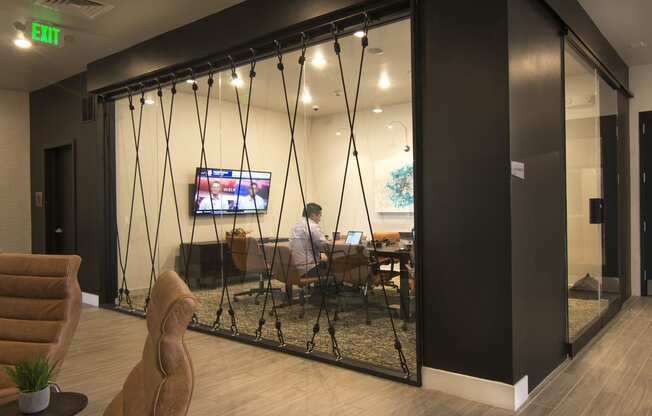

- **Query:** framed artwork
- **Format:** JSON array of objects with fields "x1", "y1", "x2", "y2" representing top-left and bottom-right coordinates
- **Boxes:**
[{"x1": 374, "y1": 155, "x2": 414, "y2": 213}]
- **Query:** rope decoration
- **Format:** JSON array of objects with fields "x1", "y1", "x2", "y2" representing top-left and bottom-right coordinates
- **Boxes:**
[{"x1": 114, "y1": 12, "x2": 411, "y2": 377}]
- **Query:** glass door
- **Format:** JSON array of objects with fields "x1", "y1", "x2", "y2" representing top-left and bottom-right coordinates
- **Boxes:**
[{"x1": 564, "y1": 43, "x2": 605, "y2": 343}]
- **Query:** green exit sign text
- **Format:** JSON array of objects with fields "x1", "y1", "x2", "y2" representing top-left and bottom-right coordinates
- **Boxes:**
[{"x1": 31, "y1": 22, "x2": 63, "y2": 47}]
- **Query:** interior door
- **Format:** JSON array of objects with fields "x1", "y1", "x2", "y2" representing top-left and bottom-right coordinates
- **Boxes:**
[
  {"x1": 640, "y1": 111, "x2": 652, "y2": 296},
  {"x1": 564, "y1": 44, "x2": 605, "y2": 342},
  {"x1": 45, "y1": 143, "x2": 76, "y2": 254}
]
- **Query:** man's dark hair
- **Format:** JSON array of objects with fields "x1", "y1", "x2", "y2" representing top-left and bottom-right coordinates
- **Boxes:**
[{"x1": 303, "y1": 202, "x2": 322, "y2": 218}]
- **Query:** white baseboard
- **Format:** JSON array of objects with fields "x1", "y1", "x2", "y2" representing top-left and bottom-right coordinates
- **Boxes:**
[
  {"x1": 81, "y1": 292, "x2": 99, "y2": 307},
  {"x1": 422, "y1": 366, "x2": 528, "y2": 411}
]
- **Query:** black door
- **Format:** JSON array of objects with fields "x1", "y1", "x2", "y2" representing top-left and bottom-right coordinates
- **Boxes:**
[
  {"x1": 44, "y1": 144, "x2": 76, "y2": 254},
  {"x1": 640, "y1": 111, "x2": 652, "y2": 296}
]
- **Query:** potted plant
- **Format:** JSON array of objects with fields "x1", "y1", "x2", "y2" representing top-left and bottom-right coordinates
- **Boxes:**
[{"x1": 4, "y1": 357, "x2": 53, "y2": 414}]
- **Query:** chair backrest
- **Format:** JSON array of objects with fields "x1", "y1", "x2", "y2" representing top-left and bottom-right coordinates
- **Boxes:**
[
  {"x1": 264, "y1": 244, "x2": 302, "y2": 286},
  {"x1": 0, "y1": 253, "x2": 82, "y2": 405},
  {"x1": 229, "y1": 237, "x2": 266, "y2": 274},
  {"x1": 372, "y1": 231, "x2": 400, "y2": 244},
  {"x1": 104, "y1": 271, "x2": 197, "y2": 416}
]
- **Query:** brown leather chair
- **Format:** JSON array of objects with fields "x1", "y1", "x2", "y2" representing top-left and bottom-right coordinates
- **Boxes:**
[
  {"x1": 371, "y1": 231, "x2": 400, "y2": 245},
  {"x1": 229, "y1": 236, "x2": 269, "y2": 302},
  {"x1": 0, "y1": 253, "x2": 82, "y2": 405},
  {"x1": 264, "y1": 243, "x2": 318, "y2": 317},
  {"x1": 104, "y1": 271, "x2": 197, "y2": 416}
]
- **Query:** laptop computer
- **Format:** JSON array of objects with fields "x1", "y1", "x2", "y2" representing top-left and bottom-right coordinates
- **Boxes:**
[{"x1": 345, "y1": 231, "x2": 363, "y2": 245}]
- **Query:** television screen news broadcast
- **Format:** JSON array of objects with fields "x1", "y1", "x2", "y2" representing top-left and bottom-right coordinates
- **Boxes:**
[{"x1": 191, "y1": 168, "x2": 272, "y2": 215}]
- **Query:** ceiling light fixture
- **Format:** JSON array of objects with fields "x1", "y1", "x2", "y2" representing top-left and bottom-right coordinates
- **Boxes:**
[
  {"x1": 230, "y1": 73, "x2": 244, "y2": 88},
  {"x1": 186, "y1": 79, "x2": 196, "y2": 84},
  {"x1": 372, "y1": 107, "x2": 383, "y2": 113},
  {"x1": 354, "y1": 30, "x2": 365, "y2": 38},
  {"x1": 144, "y1": 97, "x2": 155, "y2": 105},
  {"x1": 301, "y1": 89, "x2": 313, "y2": 104},
  {"x1": 378, "y1": 73, "x2": 391, "y2": 90},
  {"x1": 14, "y1": 37, "x2": 31, "y2": 49},
  {"x1": 312, "y1": 52, "x2": 326, "y2": 68},
  {"x1": 336, "y1": 131, "x2": 342, "y2": 136}
]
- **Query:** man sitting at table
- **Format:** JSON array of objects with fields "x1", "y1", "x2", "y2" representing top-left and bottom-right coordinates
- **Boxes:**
[{"x1": 289, "y1": 202, "x2": 329, "y2": 277}]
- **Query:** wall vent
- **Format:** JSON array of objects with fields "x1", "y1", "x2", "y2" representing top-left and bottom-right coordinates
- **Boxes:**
[
  {"x1": 35, "y1": 0, "x2": 115, "y2": 20},
  {"x1": 82, "y1": 96, "x2": 96, "y2": 123}
]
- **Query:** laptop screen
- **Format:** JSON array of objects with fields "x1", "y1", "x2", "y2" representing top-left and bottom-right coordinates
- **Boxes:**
[{"x1": 345, "y1": 231, "x2": 363, "y2": 245}]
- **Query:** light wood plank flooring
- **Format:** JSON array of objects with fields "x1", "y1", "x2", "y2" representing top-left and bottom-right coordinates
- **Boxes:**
[{"x1": 55, "y1": 297, "x2": 652, "y2": 415}]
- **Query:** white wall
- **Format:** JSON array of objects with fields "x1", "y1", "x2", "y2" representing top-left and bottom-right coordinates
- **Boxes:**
[
  {"x1": 628, "y1": 64, "x2": 652, "y2": 296},
  {"x1": 116, "y1": 89, "x2": 414, "y2": 290},
  {"x1": 308, "y1": 102, "x2": 414, "y2": 234},
  {"x1": 0, "y1": 89, "x2": 30, "y2": 253},
  {"x1": 116, "y1": 91, "x2": 313, "y2": 289}
]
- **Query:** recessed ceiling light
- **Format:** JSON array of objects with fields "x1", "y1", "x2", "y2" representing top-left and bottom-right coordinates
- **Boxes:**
[
  {"x1": 378, "y1": 73, "x2": 391, "y2": 90},
  {"x1": 387, "y1": 124, "x2": 393, "y2": 129},
  {"x1": 336, "y1": 131, "x2": 342, "y2": 136},
  {"x1": 230, "y1": 75, "x2": 244, "y2": 88},
  {"x1": 186, "y1": 79, "x2": 196, "y2": 84},
  {"x1": 14, "y1": 38, "x2": 31, "y2": 49},
  {"x1": 312, "y1": 52, "x2": 326, "y2": 68},
  {"x1": 372, "y1": 107, "x2": 383, "y2": 113},
  {"x1": 301, "y1": 89, "x2": 313, "y2": 104},
  {"x1": 354, "y1": 30, "x2": 365, "y2": 38},
  {"x1": 144, "y1": 98, "x2": 155, "y2": 105}
]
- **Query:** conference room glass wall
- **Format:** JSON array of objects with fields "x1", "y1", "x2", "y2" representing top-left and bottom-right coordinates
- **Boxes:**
[
  {"x1": 564, "y1": 40, "x2": 621, "y2": 348},
  {"x1": 112, "y1": 18, "x2": 417, "y2": 381}
]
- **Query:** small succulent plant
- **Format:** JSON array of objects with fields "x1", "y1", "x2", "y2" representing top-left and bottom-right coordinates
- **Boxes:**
[{"x1": 4, "y1": 357, "x2": 53, "y2": 393}]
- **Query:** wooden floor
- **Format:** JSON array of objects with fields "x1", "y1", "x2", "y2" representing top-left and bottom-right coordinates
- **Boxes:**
[{"x1": 56, "y1": 297, "x2": 652, "y2": 416}]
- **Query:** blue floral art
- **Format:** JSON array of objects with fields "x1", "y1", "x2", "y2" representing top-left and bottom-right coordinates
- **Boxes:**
[{"x1": 385, "y1": 164, "x2": 414, "y2": 208}]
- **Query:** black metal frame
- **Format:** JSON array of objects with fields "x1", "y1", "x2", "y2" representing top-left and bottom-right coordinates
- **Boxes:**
[{"x1": 101, "y1": 1, "x2": 422, "y2": 386}]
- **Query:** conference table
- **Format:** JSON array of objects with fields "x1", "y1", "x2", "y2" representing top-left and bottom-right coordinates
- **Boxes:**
[{"x1": 261, "y1": 239, "x2": 412, "y2": 319}]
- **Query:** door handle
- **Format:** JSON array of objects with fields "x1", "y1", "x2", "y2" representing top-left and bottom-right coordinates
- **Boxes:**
[
  {"x1": 589, "y1": 198, "x2": 604, "y2": 224},
  {"x1": 54, "y1": 227, "x2": 63, "y2": 234}
]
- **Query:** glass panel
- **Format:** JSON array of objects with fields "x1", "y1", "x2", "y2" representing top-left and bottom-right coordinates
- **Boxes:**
[
  {"x1": 114, "y1": 18, "x2": 416, "y2": 379},
  {"x1": 564, "y1": 43, "x2": 618, "y2": 343}
]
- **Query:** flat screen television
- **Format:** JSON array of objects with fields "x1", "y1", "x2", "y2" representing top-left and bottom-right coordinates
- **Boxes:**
[{"x1": 191, "y1": 168, "x2": 272, "y2": 215}]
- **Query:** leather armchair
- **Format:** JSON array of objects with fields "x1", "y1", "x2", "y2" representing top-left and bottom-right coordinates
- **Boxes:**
[
  {"x1": 104, "y1": 271, "x2": 197, "y2": 416},
  {"x1": 0, "y1": 253, "x2": 82, "y2": 405}
]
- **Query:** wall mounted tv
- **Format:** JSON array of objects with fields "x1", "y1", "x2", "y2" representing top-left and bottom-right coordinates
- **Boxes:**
[{"x1": 190, "y1": 168, "x2": 272, "y2": 215}]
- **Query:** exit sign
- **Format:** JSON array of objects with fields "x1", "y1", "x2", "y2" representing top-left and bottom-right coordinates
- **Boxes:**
[{"x1": 31, "y1": 21, "x2": 63, "y2": 47}]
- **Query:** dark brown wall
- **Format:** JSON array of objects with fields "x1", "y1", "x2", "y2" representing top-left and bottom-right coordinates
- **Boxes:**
[
  {"x1": 508, "y1": 0, "x2": 567, "y2": 389},
  {"x1": 87, "y1": 0, "x2": 402, "y2": 94},
  {"x1": 30, "y1": 73, "x2": 109, "y2": 299},
  {"x1": 416, "y1": 0, "x2": 514, "y2": 384}
]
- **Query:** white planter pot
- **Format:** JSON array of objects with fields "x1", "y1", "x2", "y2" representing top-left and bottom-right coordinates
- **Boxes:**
[{"x1": 18, "y1": 386, "x2": 50, "y2": 414}]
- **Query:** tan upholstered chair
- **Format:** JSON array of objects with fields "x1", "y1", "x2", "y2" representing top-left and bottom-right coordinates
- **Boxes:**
[
  {"x1": 0, "y1": 253, "x2": 82, "y2": 405},
  {"x1": 104, "y1": 271, "x2": 197, "y2": 416},
  {"x1": 264, "y1": 244, "x2": 318, "y2": 317}
]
